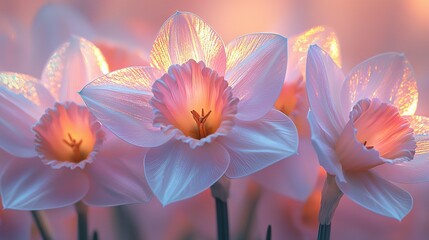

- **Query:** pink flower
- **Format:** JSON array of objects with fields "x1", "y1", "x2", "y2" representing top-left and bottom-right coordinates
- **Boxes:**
[
  {"x1": 307, "y1": 45, "x2": 429, "y2": 220},
  {"x1": 252, "y1": 26, "x2": 341, "y2": 200},
  {"x1": 80, "y1": 12, "x2": 298, "y2": 205},
  {"x1": 0, "y1": 36, "x2": 151, "y2": 210}
]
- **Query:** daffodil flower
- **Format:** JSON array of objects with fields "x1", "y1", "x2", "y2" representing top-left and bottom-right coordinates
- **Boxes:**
[
  {"x1": 307, "y1": 45, "x2": 429, "y2": 221},
  {"x1": 80, "y1": 12, "x2": 298, "y2": 205},
  {"x1": 0, "y1": 37, "x2": 151, "y2": 210}
]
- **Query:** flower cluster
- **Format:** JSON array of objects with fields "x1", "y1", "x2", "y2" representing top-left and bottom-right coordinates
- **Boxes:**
[{"x1": 0, "y1": 6, "x2": 428, "y2": 240}]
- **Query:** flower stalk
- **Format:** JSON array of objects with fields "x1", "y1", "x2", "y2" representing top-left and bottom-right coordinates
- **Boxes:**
[
  {"x1": 31, "y1": 210, "x2": 52, "y2": 240},
  {"x1": 211, "y1": 177, "x2": 231, "y2": 240},
  {"x1": 318, "y1": 174, "x2": 343, "y2": 240},
  {"x1": 75, "y1": 201, "x2": 89, "y2": 240}
]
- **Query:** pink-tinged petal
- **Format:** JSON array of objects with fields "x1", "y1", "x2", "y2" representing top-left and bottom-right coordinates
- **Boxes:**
[
  {"x1": 342, "y1": 53, "x2": 417, "y2": 116},
  {"x1": 83, "y1": 139, "x2": 152, "y2": 206},
  {"x1": 150, "y1": 12, "x2": 226, "y2": 75},
  {"x1": 0, "y1": 73, "x2": 53, "y2": 158},
  {"x1": 41, "y1": 36, "x2": 109, "y2": 104},
  {"x1": 287, "y1": 26, "x2": 341, "y2": 83},
  {"x1": 1, "y1": 158, "x2": 89, "y2": 210},
  {"x1": 144, "y1": 140, "x2": 229, "y2": 205},
  {"x1": 225, "y1": 34, "x2": 288, "y2": 121},
  {"x1": 220, "y1": 109, "x2": 298, "y2": 178},
  {"x1": 251, "y1": 138, "x2": 319, "y2": 200},
  {"x1": 80, "y1": 66, "x2": 173, "y2": 147},
  {"x1": 31, "y1": 4, "x2": 95, "y2": 74},
  {"x1": 308, "y1": 111, "x2": 345, "y2": 181},
  {"x1": 373, "y1": 115, "x2": 429, "y2": 183},
  {"x1": 336, "y1": 171, "x2": 412, "y2": 221},
  {"x1": 306, "y1": 45, "x2": 347, "y2": 138},
  {"x1": 336, "y1": 120, "x2": 384, "y2": 171}
]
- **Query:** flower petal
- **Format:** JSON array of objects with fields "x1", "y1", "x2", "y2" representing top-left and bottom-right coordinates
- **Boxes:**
[
  {"x1": 225, "y1": 34, "x2": 288, "y2": 121},
  {"x1": 80, "y1": 66, "x2": 173, "y2": 147},
  {"x1": 1, "y1": 158, "x2": 89, "y2": 210},
  {"x1": 31, "y1": 4, "x2": 95, "y2": 74},
  {"x1": 336, "y1": 171, "x2": 412, "y2": 221},
  {"x1": 83, "y1": 138, "x2": 152, "y2": 206},
  {"x1": 251, "y1": 137, "x2": 319, "y2": 200},
  {"x1": 342, "y1": 53, "x2": 417, "y2": 116},
  {"x1": 219, "y1": 109, "x2": 298, "y2": 178},
  {"x1": 306, "y1": 45, "x2": 347, "y2": 138},
  {"x1": 0, "y1": 73, "x2": 53, "y2": 158},
  {"x1": 144, "y1": 140, "x2": 229, "y2": 205},
  {"x1": 336, "y1": 119, "x2": 385, "y2": 171},
  {"x1": 373, "y1": 115, "x2": 429, "y2": 183},
  {"x1": 287, "y1": 26, "x2": 341, "y2": 83},
  {"x1": 308, "y1": 111, "x2": 345, "y2": 181},
  {"x1": 150, "y1": 12, "x2": 226, "y2": 75},
  {"x1": 41, "y1": 36, "x2": 109, "y2": 104}
]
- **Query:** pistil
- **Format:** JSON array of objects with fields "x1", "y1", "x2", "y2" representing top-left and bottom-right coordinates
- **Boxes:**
[{"x1": 191, "y1": 108, "x2": 212, "y2": 139}]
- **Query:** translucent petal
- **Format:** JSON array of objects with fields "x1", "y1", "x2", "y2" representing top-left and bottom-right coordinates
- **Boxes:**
[
  {"x1": 80, "y1": 66, "x2": 173, "y2": 147},
  {"x1": 41, "y1": 36, "x2": 109, "y2": 104},
  {"x1": 287, "y1": 26, "x2": 341, "y2": 82},
  {"x1": 144, "y1": 140, "x2": 229, "y2": 205},
  {"x1": 336, "y1": 171, "x2": 412, "y2": 221},
  {"x1": 150, "y1": 12, "x2": 226, "y2": 75},
  {"x1": 220, "y1": 109, "x2": 298, "y2": 178},
  {"x1": 225, "y1": 33, "x2": 288, "y2": 121},
  {"x1": 306, "y1": 45, "x2": 347, "y2": 138},
  {"x1": 1, "y1": 158, "x2": 89, "y2": 210},
  {"x1": 342, "y1": 53, "x2": 418, "y2": 116}
]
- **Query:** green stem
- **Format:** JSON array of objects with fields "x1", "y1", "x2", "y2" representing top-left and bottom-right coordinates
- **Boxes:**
[
  {"x1": 75, "y1": 201, "x2": 88, "y2": 240},
  {"x1": 317, "y1": 224, "x2": 331, "y2": 240},
  {"x1": 31, "y1": 210, "x2": 52, "y2": 240},
  {"x1": 214, "y1": 197, "x2": 229, "y2": 240}
]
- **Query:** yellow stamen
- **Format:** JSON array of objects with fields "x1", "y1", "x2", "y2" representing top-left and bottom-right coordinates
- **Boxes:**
[
  {"x1": 63, "y1": 133, "x2": 84, "y2": 162},
  {"x1": 191, "y1": 108, "x2": 212, "y2": 139}
]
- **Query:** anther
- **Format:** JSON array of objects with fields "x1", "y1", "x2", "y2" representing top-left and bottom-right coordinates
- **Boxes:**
[
  {"x1": 191, "y1": 108, "x2": 212, "y2": 139},
  {"x1": 363, "y1": 141, "x2": 374, "y2": 150},
  {"x1": 63, "y1": 133, "x2": 83, "y2": 162}
]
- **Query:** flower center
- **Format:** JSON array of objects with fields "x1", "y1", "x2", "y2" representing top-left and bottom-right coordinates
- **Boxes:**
[
  {"x1": 151, "y1": 59, "x2": 238, "y2": 147},
  {"x1": 33, "y1": 102, "x2": 105, "y2": 169},
  {"x1": 190, "y1": 108, "x2": 212, "y2": 139},
  {"x1": 351, "y1": 98, "x2": 415, "y2": 161}
]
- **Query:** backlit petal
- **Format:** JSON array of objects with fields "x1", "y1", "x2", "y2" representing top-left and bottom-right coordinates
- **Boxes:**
[
  {"x1": 226, "y1": 33, "x2": 288, "y2": 121},
  {"x1": 342, "y1": 53, "x2": 417, "y2": 116},
  {"x1": 150, "y1": 12, "x2": 226, "y2": 75},
  {"x1": 373, "y1": 115, "x2": 429, "y2": 183},
  {"x1": 306, "y1": 45, "x2": 347, "y2": 138},
  {"x1": 336, "y1": 171, "x2": 412, "y2": 221},
  {"x1": 80, "y1": 66, "x2": 173, "y2": 147},
  {"x1": 0, "y1": 73, "x2": 51, "y2": 157},
  {"x1": 41, "y1": 36, "x2": 109, "y2": 104},
  {"x1": 287, "y1": 26, "x2": 341, "y2": 83},
  {"x1": 1, "y1": 158, "x2": 89, "y2": 210},
  {"x1": 144, "y1": 140, "x2": 229, "y2": 205},
  {"x1": 220, "y1": 109, "x2": 298, "y2": 178}
]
